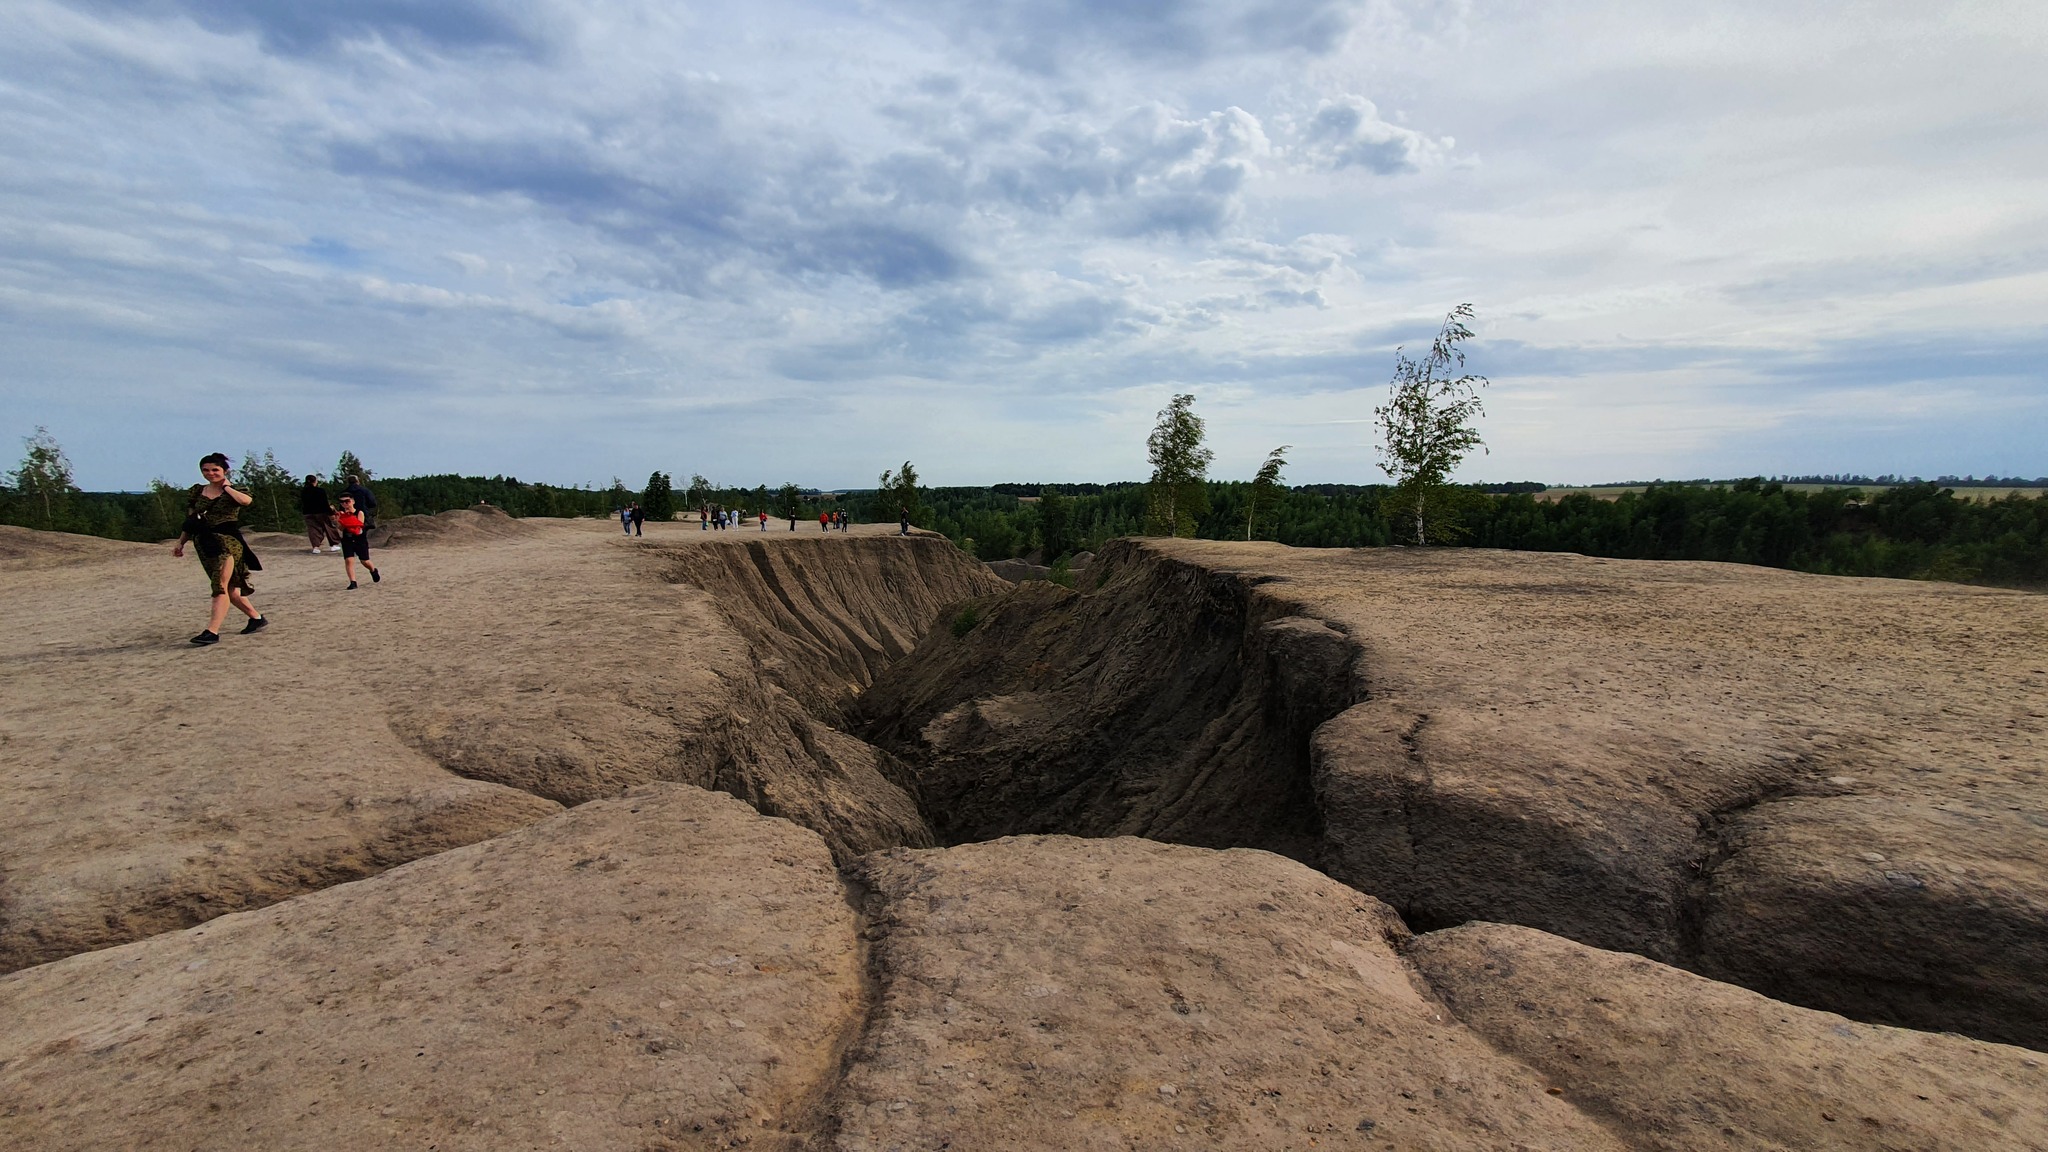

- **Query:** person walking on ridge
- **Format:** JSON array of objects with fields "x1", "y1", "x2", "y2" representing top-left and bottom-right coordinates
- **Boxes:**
[
  {"x1": 899, "y1": 505, "x2": 910, "y2": 536},
  {"x1": 619, "y1": 504, "x2": 633, "y2": 535},
  {"x1": 630, "y1": 503, "x2": 645, "y2": 536},
  {"x1": 300, "y1": 474, "x2": 340, "y2": 554},
  {"x1": 173, "y1": 452, "x2": 266, "y2": 645},
  {"x1": 335, "y1": 494, "x2": 382, "y2": 589}
]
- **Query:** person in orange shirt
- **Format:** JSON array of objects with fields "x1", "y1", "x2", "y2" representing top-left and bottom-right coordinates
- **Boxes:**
[{"x1": 335, "y1": 494, "x2": 382, "y2": 590}]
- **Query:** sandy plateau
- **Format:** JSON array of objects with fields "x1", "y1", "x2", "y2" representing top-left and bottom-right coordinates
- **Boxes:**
[{"x1": 1, "y1": 516, "x2": 2044, "y2": 1150}]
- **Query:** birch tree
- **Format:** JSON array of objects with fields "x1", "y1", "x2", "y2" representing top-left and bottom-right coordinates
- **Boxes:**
[
  {"x1": 1144, "y1": 394, "x2": 1212, "y2": 537},
  {"x1": 1375, "y1": 304, "x2": 1488, "y2": 544},
  {"x1": 11, "y1": 427, "x2": 77, "y2": 529},
  {"x1": 1245, "y1": 445, "x2": 1290, "y2": 540}
]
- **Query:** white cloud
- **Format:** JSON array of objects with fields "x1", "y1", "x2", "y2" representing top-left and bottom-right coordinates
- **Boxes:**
[
  {"x1": 1, "y1": 0, "x2": 2044, "y2": 488},
  {"x1": 1296, "y1": 95, "x2": 1450, "y2": 174}
]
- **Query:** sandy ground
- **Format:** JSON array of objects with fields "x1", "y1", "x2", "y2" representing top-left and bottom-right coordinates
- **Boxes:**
[
  {"x1": 0, "y1": 514, "x2": 904, "y2": 971},
  {"x1": 0, "y1": 785, "x2": 865, "y2": 1152},
  {"x1": 5, "y1": 523, "x2": 2047, "y2": 1148},
  {"x1": 853, "y1": 535, "x2": 2048, "y2": 1045},
  {"x1": 1149, "y1": 541, "x2": 2048, "y2": 1044}
]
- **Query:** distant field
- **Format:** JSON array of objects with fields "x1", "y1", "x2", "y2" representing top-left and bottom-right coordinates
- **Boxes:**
[{"x1": 1535, "y1": 484, "x2": 2048, "y2": 504}]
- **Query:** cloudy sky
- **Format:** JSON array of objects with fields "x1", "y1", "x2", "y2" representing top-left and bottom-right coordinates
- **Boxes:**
[{"x1": 3, "y1": 0, "x2": 2044, "y2": 490}]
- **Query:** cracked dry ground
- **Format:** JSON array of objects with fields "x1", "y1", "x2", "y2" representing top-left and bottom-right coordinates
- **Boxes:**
[{"x1": 2, "y1": 518, "x2": 2044, "y2": 1150}]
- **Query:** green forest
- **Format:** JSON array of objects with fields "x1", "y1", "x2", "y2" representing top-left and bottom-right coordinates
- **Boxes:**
[
  {"x1": 922, "y1": 479, "x2": 2048, "y2": 587},
  {"x1": 5, "y1": 437, "x2": 2045, "y2": 589}
]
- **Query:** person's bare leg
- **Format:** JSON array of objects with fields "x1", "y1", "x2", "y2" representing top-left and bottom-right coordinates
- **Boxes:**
[
  {"x1": 204, "y1": 555, "x2": 241, "y2": 632},
  {"x1": 344, "y1": 555, "x2": 358, "y2": 583},
  {"x1": 227, "y1": 585, "x2": 260, "y2": 620}
]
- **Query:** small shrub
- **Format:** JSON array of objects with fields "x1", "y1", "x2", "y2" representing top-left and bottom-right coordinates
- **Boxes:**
[{"x1": 950, "y1": 605, "x2": 981, "y2": 637}]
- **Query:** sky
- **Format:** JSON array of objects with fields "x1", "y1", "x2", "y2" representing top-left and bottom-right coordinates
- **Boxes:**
[{"x1": 2, "y1": 0, "x2": 2045, "y2": 491}]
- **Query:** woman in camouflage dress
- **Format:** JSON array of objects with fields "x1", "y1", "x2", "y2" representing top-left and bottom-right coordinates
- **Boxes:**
[{"x1": 171, "y1": 452, "x2": 266, "y2": 646}]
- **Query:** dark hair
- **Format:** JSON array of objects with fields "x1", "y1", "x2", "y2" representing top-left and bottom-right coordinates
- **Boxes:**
[
  {"x1": 305, "y1": 474, "x2": 321, "y2": 485},
  {"x1": 346, "y1": 474, "x2": 360, "y2": 484},
  {"x1": 199, "y1": 452, "x2": 231, "y2": 470}
]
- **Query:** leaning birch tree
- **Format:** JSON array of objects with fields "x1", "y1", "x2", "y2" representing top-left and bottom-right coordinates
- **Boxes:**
[
  {"x1": 1246, "y1": 445, "x2": 1290, "y2": 540},
  {"x1": 1144, "y1": 394, "x2": 1213, "y2": 537},
  {"x1": 1374, "y1": 304, "x2": 1488, "y2": 544}
]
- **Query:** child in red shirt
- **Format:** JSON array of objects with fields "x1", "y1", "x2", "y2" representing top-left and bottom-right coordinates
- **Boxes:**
[{"x1": 336, "y1": 495, "x2": 382, "y2": 590}]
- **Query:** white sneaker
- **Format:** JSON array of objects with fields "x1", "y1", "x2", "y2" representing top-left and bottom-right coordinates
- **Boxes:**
[
  {"x1": 329, "y1": 545, "x2": 342, "y2": 552},
  {"x1": 310, "y1": 548, "x2": 323, "y2": 554}
]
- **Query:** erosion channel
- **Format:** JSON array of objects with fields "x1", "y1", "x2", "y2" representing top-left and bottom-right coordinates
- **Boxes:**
[{"x1": 840, "y1": 537, "x2": 2048, "y2": 1053}]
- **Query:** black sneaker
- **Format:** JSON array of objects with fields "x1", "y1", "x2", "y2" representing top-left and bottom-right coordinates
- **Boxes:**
[
  {"x1": 370, "y1": 568, "x2": 381, "y2": 583},
  {"x1": 241, "y1": 616, "x2": 268, "y2": 635},
  {"x1": 347, "y1": 580, "x2": 358, "y2": 590},
  {"x1": 190, "y1": 631, "x2": 219, "y2": 646}
]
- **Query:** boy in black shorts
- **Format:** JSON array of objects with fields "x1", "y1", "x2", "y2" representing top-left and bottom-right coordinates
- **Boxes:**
[{"x1": 336, "y1": 495, "x2": 382, "y2": 590}]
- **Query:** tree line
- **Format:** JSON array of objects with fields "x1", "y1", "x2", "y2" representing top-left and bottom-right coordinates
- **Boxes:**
[
  {"x1": 0, "y1": 434, "x2": 911, "y2": 542},
  {"x1": 13, "y1": 439, "x2": 2038, "y2": 587},
  {"x1": 910, "y1": 478, "x2": 2048, "y2": 587},
  {"x1": 10, "y1": 295, "x2": 2044, "y2": 590},
  {"x1": 0, "y1": 435, "x2": 644, "y2": 540}
]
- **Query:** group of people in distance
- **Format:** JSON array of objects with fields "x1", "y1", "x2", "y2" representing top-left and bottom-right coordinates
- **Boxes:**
[
  {"x1": 697, "y1": 505, "x2": 739, "y2": 530},
  {"x1": 611, "y1": 505, "x2": 865, "y2": 532},
  {"x1": 664, "y1": 506, "x2": 851, "y2": 531},
  {"x1": 172, "y1": 453, "x2": 383, "y2": 648}
]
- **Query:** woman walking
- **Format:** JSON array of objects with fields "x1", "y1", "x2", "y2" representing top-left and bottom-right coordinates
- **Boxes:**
[{"x1": 172, "y1": 453, "x2": 266, "y2": 646}]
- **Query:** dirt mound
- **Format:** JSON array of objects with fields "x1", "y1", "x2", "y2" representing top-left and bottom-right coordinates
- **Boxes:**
[
  {"x1": 987, "y1": 553, "x2": 1093, "y2": 584},
  {"x1": 242, "y1": 531, "x2": 307, "y2": 553},
  {"x1": 986, "y1": 557, "x2": 1051, "y2": 582},
  {"x1": 835, "y1": 835, "x2": 1625, "y2": 1150},
  {"x1": 0, "y1": 525, "x2": 154, "y2": 569},
  {"x1": 0, "y1": 785, "x2": 864, "y2": 1152},
  {"x1": 368, "y1": 504, "x2": 537, "y2": 547},
  {"x1": 1410, "y1": 922, "x2": 2048, "y2": 1151},
  {"x1": 855, "y1": 537, "x2": 2048, "y2": 1050}
]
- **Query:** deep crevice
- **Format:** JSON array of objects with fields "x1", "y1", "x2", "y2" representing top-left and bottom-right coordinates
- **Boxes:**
[
  {"x1": 849, "y1": 540, "x2": 1360, "y2": 867},
  {"x1": 653, "y1": 533, "x2": 2048, "y2": 1052}
]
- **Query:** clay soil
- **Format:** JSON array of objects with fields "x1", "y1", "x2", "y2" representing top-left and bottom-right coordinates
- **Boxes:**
[
  {"x1": 0, "y1": 513, "x2": 928, "y2": 971},
  {"x1": 855, "y1": 538, "x2": 2048, "y2": 1048},
  {"x1": 4, "y1": 522, "x2": 2047, "y2": 1150}
]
